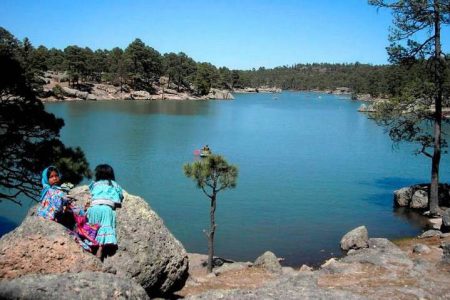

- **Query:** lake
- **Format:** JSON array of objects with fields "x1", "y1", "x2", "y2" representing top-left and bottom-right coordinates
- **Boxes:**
[{"x1": 2, "y1": 91, "x2": 449, "y2": 266}]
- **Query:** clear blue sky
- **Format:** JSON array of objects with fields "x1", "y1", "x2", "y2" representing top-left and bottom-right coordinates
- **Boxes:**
[{"x1": 1, "y1": 0, "x2": 449, "y2": 70}]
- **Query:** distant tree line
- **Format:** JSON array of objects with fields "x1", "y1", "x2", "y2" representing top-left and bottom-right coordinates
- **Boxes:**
[
  {"x1": 237, "y1": 61, "x2": 450, "y2": 98},
  {"x1": 4, "y1": 26, "x2": 449, "y2": 99},
  {"x1": 12, "y1": 33, "x2": 243, "y2": 96}
]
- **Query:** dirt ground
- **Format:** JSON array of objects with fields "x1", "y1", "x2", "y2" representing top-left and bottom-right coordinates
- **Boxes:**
[
  {"x1": 176, "y1": 234, "x2": 450, "y2": 299},
  {"x1": 175, "y1": 254, "x2": 276, "y2": 298}
]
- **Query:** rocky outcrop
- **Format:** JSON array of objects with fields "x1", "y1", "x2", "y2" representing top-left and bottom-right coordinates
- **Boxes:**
[
  {"x1": 357, "y1": 103, "x2": 375, "y2": 113},
  {"x1": 0, "y1": 187, "x2": 189, "y2": 297},
  {"x1": 254, "y1": 251, "x2": 282, "y2": 274},
  {"x1": 207, "y1": 88, "x2": 234, "y2": 100},
  {"x1": 442, "y1": 208, "x2": 450, "y2": 232},
  {"x1": 41, "y1": 72, "x2": 237, "y2": 102},
  {"x1": 393, "y1": 183, "x2": 450, "y2": 210},
  {"x1": 0, "y1": 216, "x2": 103, "y2": 279},
  {"x1": 394, "y1": 187, "x2": 414, "y2": 207},
  {"x1": 70, "y1": 186, "x2": 189, "y2": 296},
  {"x1": 418, "y1": 229, "x2": 442, "y2": 238},
  {"x1": 186, "y1": 272, "x2": 361, "y2": 299},
  {"x1": 130, "y1": 90, "x2": 151, "y2": 100},
  {"x1": 413, "y1": 243, "x2": 431, "y2": 254},
  {"x1": 0, "y1": 272, "x2": 149, "y2": 300},
  {"x1": 339, "y1": 238, "x2": 413, "y2": 270},
  {"x1": 340, "y1": 226, "x2": 369, "y2": 251},
  {"x1": 187, "y1": 234, "x2": 450, "y2": 299},
  {"x1": 411, "y1": 190, "x2": 428, "y2": 209},
  {"x1": 443, "y1": 242, "x2": 450, "y2": 263},
  {"x1": 61, "y1": 86, "x2": 89, "y2": 100},
  {"x1": 233, "y1": 87, "x2": 281, "y2": 93}
]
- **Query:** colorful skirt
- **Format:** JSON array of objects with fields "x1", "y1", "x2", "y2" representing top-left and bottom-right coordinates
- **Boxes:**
[{"x1": 87, "y1": 205, "x2": 117, "y2": 245}]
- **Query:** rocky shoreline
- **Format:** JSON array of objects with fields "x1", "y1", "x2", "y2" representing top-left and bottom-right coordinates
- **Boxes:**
[
  {"x1": 39, "y1": 72, "x2": 281, "y2": 103},
  {"x1": 2, "y1": 184, "x2": 450, "y2": 299},
  {"x1": 39, "y1": 73, "x2": 389, "y2": 104}
]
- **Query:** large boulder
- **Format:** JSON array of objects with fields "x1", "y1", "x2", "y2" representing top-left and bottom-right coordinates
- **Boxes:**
[
  {"x1": 70, "y1": 186, "x2": 189, "y2": 296},
  {"x1": 207, "y1": 89, "x2": 234, "y2": 100},
  {"x1": 0, "y1": 187, "x2": 189, "y2": 297},
  {"x1": 340, "y1": 226, "x2": 369, "y2": 251},
  {"x1": 254, "y1": 251, "x2": 282, "y2": 274},
  {"x1": 61, "y1": 87, "x2": 88, "y2": 99},
  {"x1": 394, "y1": 187, "x2": 413, "y2": 207},
  {"x1": 442, "y1": 208, "x2": 450, "y2": 232},
  {"x1": 341, "y1": 238, "x2": 413, "y2": 270},
  {"x1": 442, "y1": 243, "x2": 450, "y2": 263},
  {"x1": 131, "y1": 90, "x2": 151, "y2": 100},
  {"x1": 411, "y1": 190, "x2": 428, "y2": 209},
  {"x1": 0, "y1": 272, "x2": 149, "y2": 300},
  {"x1": 0, "y1": 216, "x2": 103, "y2": 279}
]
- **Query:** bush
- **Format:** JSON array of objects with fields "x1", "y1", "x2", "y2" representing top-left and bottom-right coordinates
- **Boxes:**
[{"x1": 52, "y1": 84, "x2": 64, "y2": 97}]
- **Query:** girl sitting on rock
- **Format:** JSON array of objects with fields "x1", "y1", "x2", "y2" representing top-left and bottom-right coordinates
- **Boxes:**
[
  {"x1": 37, "y1": 166, "x2": 70, "y2": 222},
  {"x1": 87, "y1": 164, "x2": 124, "y2": 259}
]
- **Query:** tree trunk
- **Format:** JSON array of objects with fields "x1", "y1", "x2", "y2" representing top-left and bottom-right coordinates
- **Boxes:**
[
  {"x1": 207, "y1": 194, "x2": 216, "y2": 273},
  {"x1": 430, "y1": 0, "x2": 443, "y2": 216}
]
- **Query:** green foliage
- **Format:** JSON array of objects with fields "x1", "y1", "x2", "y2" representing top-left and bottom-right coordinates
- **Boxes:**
[
  {"x1": 162, "y1": 52, "x2": 197, "y2": 91},
  {"x1": 4, "y1": 26, "x2": 446, "y2": 98},
  {"x1": 194, "y1": 62, "x2": 219, "y2": 95},
  {"x1": 184, "y1": 154, "x2": 238, "y2": 273},
  {"x1": 52, "y1": 84, "x2": 64, "y2": 97},
  {"x1": 0, "y1": 27, "x2": 91, "y2": 204},
  {"x1": 125, "y1": 38, "x2": 162, "y2": 91},
  {"x1": 183, "y1": 155, "x2": 238, "y2": 196},
  {"x1": 369, "y1": 0, "x2": 450, "y2": 215}
]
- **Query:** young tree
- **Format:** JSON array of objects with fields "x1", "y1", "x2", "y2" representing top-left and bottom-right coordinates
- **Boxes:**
[
  {"x1": 183, "y1": 155, "x2": 238, "y2": 273},
  {"x1": 369, "y1": 0, "x2": 450, "y2": 215}
]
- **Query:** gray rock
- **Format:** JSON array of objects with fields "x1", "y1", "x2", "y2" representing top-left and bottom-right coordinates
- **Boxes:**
[
  {"x1": 213, "y1": 262, "x2": 251, "y2": 276},
  {"x1": 87, "y1": 93, "x2": 97, "y2": 101},
  {"x1": 207, "y1": 89, "x2": 235, "y2": 100},
  {"x1": 413, "y1": 244, "x2": 431, "y2": 254},
  {"x1": 61, "y1": 86, "x2": 78, "y2": 97},
  {"x1": 299, "y1": 264, "x2": 313, "y2": 272},
  {"x1": 340, "y1": 226, "x2": 369, "y2": 251},
  {"x1": 254, "y1": 251, "x2": 282, "y2": 274},
  {"x1": 61, "y1": 87, "x2": 88, "y2": 99},
  {"x1": 281, "y1": 266, "x2": 296, "y2": 275},
  {"x1": 341, "y1": 238, "x2": 413, "y2": 270},
  {"x1": 1, "y1": 186, "x2": 188, "y2": 297},
  {"x1": 186, "y1": 272, "x2": 363, "y2": 299},
  {"x1": 0, "y1": 272, "x2": 149, "y2": 300},
  {"x1": 442, "y1": 208, "x2": 450, "y2": 229},
  {"x1": 70, "y1": 186, "x2": 189, "y2": 296},
  {"x1": 131, "y1": 90, "x2": 151, "y2": 99},
  {"x1": 394, "y1": 187, "x2": 413, "y2": 207},
  {"x1": 442, "y1": 243, "x2": 450, "y2": 263},
  {"x1": 411, "y1": 190, "x2": 428, "y2": 209},
  {"x1": 418, "y1": 229, "x2": 442, "y2": 239}
]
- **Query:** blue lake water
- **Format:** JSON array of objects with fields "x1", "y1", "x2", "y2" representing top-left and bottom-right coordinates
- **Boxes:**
[{"x1": 2, "y1": 92, "x2": 449, "y2": 266}]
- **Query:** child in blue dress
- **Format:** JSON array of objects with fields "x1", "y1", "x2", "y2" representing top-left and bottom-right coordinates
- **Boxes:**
[
  {"x1": 37, "y1": 166, "x2": 69, "y2": 222},
  {"x1": 87, "y1": 164, "x2": 124, "y2": 259}
]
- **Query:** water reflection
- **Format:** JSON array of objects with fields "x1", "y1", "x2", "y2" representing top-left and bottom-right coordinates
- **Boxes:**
[
  {"x1": 62, "y1": 100, "x2": 212, "y2": 116},
  {"x1": 393, "y1": 207, "x2": 430, "y2": 229}
]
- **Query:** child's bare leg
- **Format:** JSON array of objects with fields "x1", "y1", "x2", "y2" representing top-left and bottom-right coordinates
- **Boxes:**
[{"x1": 96, "y1": 246, "x2": 103, "y2": 259}]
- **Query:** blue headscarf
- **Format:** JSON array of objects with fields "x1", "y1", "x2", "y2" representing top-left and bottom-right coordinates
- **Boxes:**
[{"x1": 40, "y1": 166, "x2": 61, "y2": 201}]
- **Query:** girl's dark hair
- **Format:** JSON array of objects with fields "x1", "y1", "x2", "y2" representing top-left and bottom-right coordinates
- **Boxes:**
[
  {"x1": 47, "y1": 166, "x2": 59, "y2": 179},
  {"x1": 95, "y1": 164, "x2": 115, "y2": 183}
]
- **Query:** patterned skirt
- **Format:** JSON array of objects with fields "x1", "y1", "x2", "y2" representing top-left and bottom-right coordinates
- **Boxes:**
[{"x1": 87, "y1": 205, "x2": 117, "y2": 245}]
